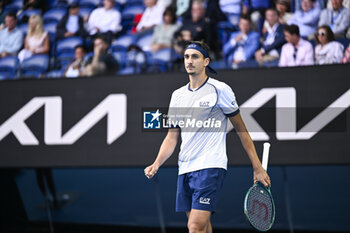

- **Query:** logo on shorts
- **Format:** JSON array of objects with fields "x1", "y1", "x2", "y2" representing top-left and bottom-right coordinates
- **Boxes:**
[
  {"x1": 199, "y1": 197, "x2": 211, "y2": 205},
  {"x1": 143, "y1": 109, "x2": 162, "y2": 129}
]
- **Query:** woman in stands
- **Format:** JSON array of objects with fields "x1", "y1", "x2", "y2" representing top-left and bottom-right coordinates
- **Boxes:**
[
  {"x1": 314, "y1": 25, "x2": 344, "y2": 65},
  {"x1": 17, "y1": 14, "x2": 49, "y2": 63},
  {"x1": 150, "y1": 6, "x2": 179, "y2": 53}
]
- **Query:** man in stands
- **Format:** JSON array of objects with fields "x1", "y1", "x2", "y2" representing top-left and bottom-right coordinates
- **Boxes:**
[
  {"x1": 87, "y1": 0, "x2": 122, "y2": 43},
  {"x1": 318, "y1": 0, "x2": 350, "y2": 37},
  {"x1": 0, "y1": 12, "x2": 23, "y2": 58},
  {"x1": 255, "y1": 8, "x2": 285, "y2": 67},
  {"x1": 279, "y1": 24, "x2": 314, "y2": 67}
]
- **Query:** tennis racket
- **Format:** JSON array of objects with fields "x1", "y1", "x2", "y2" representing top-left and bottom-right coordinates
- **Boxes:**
[{"x1": 244, "y1": 142, "x2": 275, "y2": 232}]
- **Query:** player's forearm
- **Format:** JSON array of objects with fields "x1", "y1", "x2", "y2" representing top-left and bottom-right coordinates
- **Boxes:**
[
  {"x1": 153, "y1": 134, "x2": 178, "y2": 168},
  {"x1": 237, "y1": 131, "x2": 262, "y2": 170}
]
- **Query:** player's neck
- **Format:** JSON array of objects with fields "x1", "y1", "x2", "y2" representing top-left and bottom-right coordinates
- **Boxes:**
[{"x1": 189, "y1": 72, "x2": 208, "y2": 90}]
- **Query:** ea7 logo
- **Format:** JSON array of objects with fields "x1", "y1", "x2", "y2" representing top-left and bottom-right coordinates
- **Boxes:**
[
  {"x1": 0, "y1": 94, "x2": 127, "y2": 145},
  {"x1": 228, "y1": 88, "x2": 350, "y2": 141}
]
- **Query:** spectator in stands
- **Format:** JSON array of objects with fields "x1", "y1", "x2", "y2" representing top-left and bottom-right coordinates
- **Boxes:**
[
  {"x1": 173, "y1": 0, "x2": 211, "y2": 56},
  {"x1": 0, "y1": 0, "x2": 10, "y2": 29},
  {"x1": 64, "y1": 45, "x2": 87, "y2": 78},
  {"x1": 314, "y1": 25, "x2": 344, "y2": 64},
  {"x1": 275, "y1": 0, "x2": 293, "y2": 25},
  {"x1": 342, "y1": 43, "x2": 350, "y2": 63},
  {"x1": 327, "y1": 0, "x2": 350, "y2": 8},
  {"x1": 136, "y1": 0, "x2": 165, "y2": 33},
  {"x1": 56, "y1": 2, "x2": 87, "y2": 40},
  {"x1": 151, "y1": 7, "x2": 179, "y2": 52},
  {"x1": 318, "y1": 0, "x2": 350, "y2": 37},
  {"x1": 87, "y1": 0, "x2": 122, "y2": 43},
  {"x1": 242, "y1": 0, "x2": 273, "y2": 32},
  {"x1": 82, "y1": 35, "x2": 118, "y2": 76},
  {"x1": 17, "y1": 14, "x2": 49, "y2": 63},
  {"x1": 17, "y1": 0, "x2": 47, "y2": 23},
  {"x1": 255, "y1": 8, "x2": 285, "y2": 67},
  {"x1": 0, "y1": 12, "x2": 23, "y2": 58},
  {"x1": 279, "y1": 24, "x2": 314, "y2": 66},
  {"x1": 288, "y1": 0, "x2": 320, "y2": 39},
  {"x1": 294, "y1": 0, "x2": 327, "y2": 11},
  {"x1": 223, "y1": 16, "x2": 260, "y2": 68},
  {"x1": 218, "y1": 0, "x2": 241, "y2": 26}
]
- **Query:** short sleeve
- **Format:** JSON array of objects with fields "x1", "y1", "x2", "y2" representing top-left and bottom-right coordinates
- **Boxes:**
[
  {"x1": 167, "y1": 91, "x2": 180, "y2": 128},
  {"x1": 217, "y1": 83, "x2": 240, "y2": 117}
]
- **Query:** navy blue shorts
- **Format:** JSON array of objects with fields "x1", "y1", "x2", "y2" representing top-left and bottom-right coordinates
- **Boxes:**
[{"x1": 176, "y1": 168, "x2": 226, "y2": 213}]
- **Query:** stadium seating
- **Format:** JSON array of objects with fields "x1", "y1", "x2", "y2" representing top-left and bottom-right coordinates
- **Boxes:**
[
  {"x1": 43, "y1": 8, "x2": 67, "y2": 24},
  {"x1": 0, "y1": 56, "x2": 19, "y2": 80},
  {"x1": 20, "y1": 54, "x2": 49, "y2": 78},
  {"x1": 18, "y1": 9, "x2": 42, "y2": 22}
]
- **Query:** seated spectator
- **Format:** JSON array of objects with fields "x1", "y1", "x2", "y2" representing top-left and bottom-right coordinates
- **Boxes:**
[
  {"x1": 174, "y1": 0, "x2": 211, "y2": 56},
  {"x1": 242, "y1": 0, "x2": 273, "y2": 32},
  {"x1": 255, "y1": 8, "x2": 285, "y2": 66},
  {"x1": 327, "y1": 0, "x2": 350, "y2": 8},
  {"x1": 288, "y1": 0, "x2": 320, "y2": 39},
  {"x1": 151, "y1": 7, "x2": 179, "y2": 52},
  {"x1": 318, "y1": 0, "x2": 350, "y2": 37},
  {"x1": 275, "y1": 0, "x2": 293, "y2": 25},
  {"x1": 18, "y1": 14, "x2": 49, "y2": 63},
  {"x1": 82, "y1": 35, "x2": 119, "y2": 76},
  {"x1": 0, "y1": 12, "x2": 24, "y2": 58},
  {"x1": 64, "y1": 45, "x2": 87, "y2": 78},
  {"x1": 219, "y1": 0, "x2": 242, "y2": 26},
  {"x1": 294, "y1": 0, "x2": 327, "y2": 11},
  {"x1": 279, "y1": 24, "x2": 314, "y2": 66},
  {"x1": 0, "y1": 0, "x2": 10, "y2": 29},
  {"x1": 56, "y1": 2, "x2": 87, "y2": 40},
  {"x1": 342, "y1": 43, "x2": 350, "y2": 63},
  {"x1": 87, "y1": 0, "x2": 122, "y2": 43},
  {"x1": 315, "y1": 25, "x2": 344, "y2": 64},
  {"x1": 17, "y1": 0, "x2": 47, "y2": 23},
  {"x1": 136, "y1": 0, "x2": 165, "y2": 33},
  {"x1": 223, "y1": 16, "x2": 260, "y2": 68}
]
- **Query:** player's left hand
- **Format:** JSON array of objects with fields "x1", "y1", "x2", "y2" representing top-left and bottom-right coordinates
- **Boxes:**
[{"x1": 254, "y1": 167, "x2": 271, "y2": 187}]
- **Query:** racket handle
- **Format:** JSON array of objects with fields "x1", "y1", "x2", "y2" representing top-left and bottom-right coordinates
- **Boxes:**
[{"x1": 262, "y1": 142, "x2": 271, "y2": 171}]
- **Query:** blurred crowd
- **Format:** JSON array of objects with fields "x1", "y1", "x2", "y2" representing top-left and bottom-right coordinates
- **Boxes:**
[{"x1": 0, "y1": 0, "x2": 349, "y2": 79}]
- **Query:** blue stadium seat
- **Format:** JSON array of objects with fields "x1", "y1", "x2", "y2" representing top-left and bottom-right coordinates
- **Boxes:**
[
  {"x1": 79, "y1": 7, "x2": 94, "y2": 19},
  {"x1": 112, "y1": 34, "x2": 135, "y2": 49},
  {"x1": 44, "y1": 22, "x2": 58, "y2": 39},
  {"x1": 336, "y1": 38, "x2": 350, "y2": 51},
  {"x1": 112, "y1": 47, "x2": 127, "y2": 68},
  {"x1": 17, "y1": 9, "x2": 42, "y2": 22},
  {"x1": 4, "y1": 0, "x2": 23, "y2": 13},
  {"x1": 20, "y1": 54, "x2": 49, "y2": 78},
  {"x1": 121, "y1": 5, "x2": 144, "y2": 19},
  {"x1": 17, "y1": 23, "x2": 28, "y2": 36},
  {"x1": 43, "y1": 8, "x2": 67, "y2": 24},
  {"x1": 79, "y1": 0, "x2": 101, "y2": 8},
  {"x1": 135, "y1": 31, "x2": 153, "y2": 52},
  {"x1": 45, "y1": 69, "x2": 64, "y2": 78},
  {"x1": 0, "y1": 56, "x2": 19, "y2": 80},
  {"x1": 56, "y1": 37, "x2": 83, "y2": 56},
  {"x1": 148, "y1": 48, "x2": 177, "y2": 73}
]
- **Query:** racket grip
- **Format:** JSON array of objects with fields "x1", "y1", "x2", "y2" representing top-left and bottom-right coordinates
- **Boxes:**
[{"x1": 262, "y1": 142, "x2": 271, "y2": 171}]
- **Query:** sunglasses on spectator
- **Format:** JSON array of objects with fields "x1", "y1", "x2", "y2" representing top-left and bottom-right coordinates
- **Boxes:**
[{"x1": 317, "y1": 32, "x2": 326, "y2": 37}]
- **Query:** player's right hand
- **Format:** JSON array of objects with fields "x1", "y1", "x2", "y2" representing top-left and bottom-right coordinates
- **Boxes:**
[{"x1": 144, "y1": 164, "x2": 159, "y2": 179}]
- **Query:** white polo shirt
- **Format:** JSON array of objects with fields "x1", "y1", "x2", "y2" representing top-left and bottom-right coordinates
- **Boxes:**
[{"x1": 168, "y1": 77, "x2": 239, "y2": 175}]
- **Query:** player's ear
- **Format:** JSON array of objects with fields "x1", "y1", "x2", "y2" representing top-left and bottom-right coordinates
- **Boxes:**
[{"x1": 204, "y1": 57, "x2": 210, "y2": 66}]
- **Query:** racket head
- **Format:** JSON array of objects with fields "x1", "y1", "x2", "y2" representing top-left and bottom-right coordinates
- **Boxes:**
[{"x1": 244, "y1": 182, "x2": 275, "y2": 231}]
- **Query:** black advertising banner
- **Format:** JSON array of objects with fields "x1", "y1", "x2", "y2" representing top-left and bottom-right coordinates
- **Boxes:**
[{"x1": 0, "y1": 64, "x2": 349, "y2": 167}]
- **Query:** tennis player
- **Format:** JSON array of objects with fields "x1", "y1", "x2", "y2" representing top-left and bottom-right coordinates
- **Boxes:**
[{"x1": 144, "y1": 41, "x2": 271, "y2": 233}]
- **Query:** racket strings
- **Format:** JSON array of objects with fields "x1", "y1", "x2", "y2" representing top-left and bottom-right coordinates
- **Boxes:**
[{"x1": 246, "y1": 185, "x2": 274, "y2": 231}]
